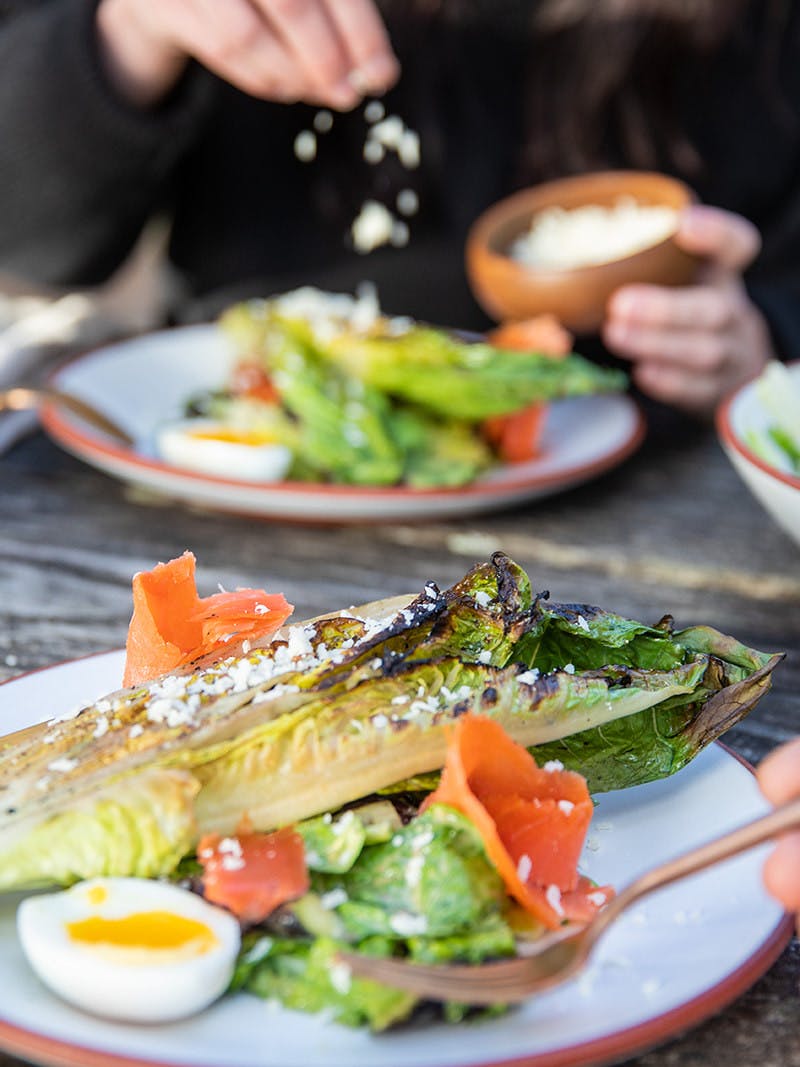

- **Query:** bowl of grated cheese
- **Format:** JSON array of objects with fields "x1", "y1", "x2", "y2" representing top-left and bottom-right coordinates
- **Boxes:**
[{"x1": 465, "y1": 171, "x2": 698, "y2": 334}]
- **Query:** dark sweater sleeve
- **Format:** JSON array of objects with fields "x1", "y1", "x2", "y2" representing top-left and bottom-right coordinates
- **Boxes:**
[{"x1": 0, "y1": 0, "x2": 217, "y2": 287}]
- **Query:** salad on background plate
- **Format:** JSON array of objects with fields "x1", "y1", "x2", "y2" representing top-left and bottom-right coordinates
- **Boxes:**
[
  {"x1": 743, "y1": 361, "x2": 800, "y2": 476},
  {"x1": 161, "y1": 286, "x2": 626, "y2": 489},
  {"x1": 41, "y1": 299, "x2": 644, "y2": 521},
  {"x1": 0, "y1": 551, "x2": 782, "y2": 1033}
]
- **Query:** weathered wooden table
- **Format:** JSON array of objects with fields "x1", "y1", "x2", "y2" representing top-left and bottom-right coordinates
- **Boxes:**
[{"x1": 0, "y1": 398, "x2": 798, "y2": 1067}]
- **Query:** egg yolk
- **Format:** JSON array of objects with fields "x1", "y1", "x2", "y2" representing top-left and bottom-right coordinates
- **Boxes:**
[
  {"x1": 66, "y1": 911, "x2": 219, "y2": 953},
  {"x1": 189, "y1": 428, "x2": 277, "y2": 447}
]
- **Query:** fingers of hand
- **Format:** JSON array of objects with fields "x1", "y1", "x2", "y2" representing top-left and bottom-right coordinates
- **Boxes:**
[
  {"x1": 608, "y1": 284, "x2": 738, "y2": 336},
  {"x1": 605, "y1": 280, "x2": 773, "y2": 413},
  {"x1": 758, "y1": 740, "x2": 800, "y2": 918},
  {"x1": 762, "y1": 834, "x2": 800, "y2": 914},
  {"x1": 168, "y1": 0, "x2": 396, "y2": 107},
  {"x1": 675, "y1": 205, "x2": 761, "y2": 272},
  {"x1": 323, "y1": 0, "x2": 399, "y2": 93},
  {"x1": 156, "y1": 0, "x2": 300, "y2": 100},
  {"x1": 758, "y1": 738, "x2": 800, "y2": 807},
  {"x1": 628, "y1": 361, "x2": 722, "y2": 414},
  {"x1": 604, "y1": 315, "x2": 730, "y2": 377},
  {"x1": 252, "y1": 0, "x2": 397, "y2": 107}
]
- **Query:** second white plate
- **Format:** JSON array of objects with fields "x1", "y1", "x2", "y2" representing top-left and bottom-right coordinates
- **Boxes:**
[{"x1": 41, "y1": 325, "x2": 645, "y2": 522}]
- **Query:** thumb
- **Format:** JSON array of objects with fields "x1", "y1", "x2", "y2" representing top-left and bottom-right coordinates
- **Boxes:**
[{"x1": 676, "y1": 205, "x2": 761, "y2": 272}]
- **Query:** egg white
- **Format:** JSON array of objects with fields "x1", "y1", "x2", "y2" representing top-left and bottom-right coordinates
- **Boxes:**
[
  {"x1": 17, "y1": 877, "x2": 241, "y2": 1023},
  {"x1": 157, "y1": 419, "x2": 292, "y2": 482}
]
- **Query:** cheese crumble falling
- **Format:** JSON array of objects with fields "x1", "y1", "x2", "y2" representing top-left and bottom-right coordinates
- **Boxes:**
[{"x1": 292, "y1": 103, "x2": 422, "y2": 254}]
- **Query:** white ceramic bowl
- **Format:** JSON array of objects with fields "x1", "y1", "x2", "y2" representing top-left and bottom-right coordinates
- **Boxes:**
[{"x1": 716, "y1": 362, "x2": 800, "y2": 548}]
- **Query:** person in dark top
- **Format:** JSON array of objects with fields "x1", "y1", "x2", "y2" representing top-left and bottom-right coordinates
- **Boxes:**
[{"x1": 0, "y1": 0, "x2": 797, "y2": 415}]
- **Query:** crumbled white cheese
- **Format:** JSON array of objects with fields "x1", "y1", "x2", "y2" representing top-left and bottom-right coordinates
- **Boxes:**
[
  {"x1": 510, "y1": 197, "x2": 678, "y2": 271},
  {"x1": 398, "y1": 130, "x2": 420, "y2": 169},
  {"x1": 545, "y1": 884, "x2": 564, "y2": 916},
  {"x1": 92, "y1": 716, "x2": 109, "y2": 739},
  {"x1": 351, "y1": 200, "x2": 394, "y2": 254},
  {"x1": 543, "y1": 759, "x2": 565, "y2": 772},
  {"x1": 517, "y1": 854, "x2": 533, "y2": 882},
  {"x1": 146, "y1": 699, "x2": 195, "y2": 728},
  {"x1": 406, "y1": 853, "x2": 425, "y2": 888},
  {"x1": 293, "y1": 130, "x2": 317, "y2": 162},
  {"x1": 286, "y1": 625, "x2": 315, "y2": 659},
  {"x1": 558, "y1": 799, "x2": 575, "y2": 815},
  {"x1": 396, "y1": 189, "x2": 419, "y2": 217},
  {"x1": 217, "y1": 837, "x2": 243, "y2": 856},
  {"x1": 363, "y1": 139, "x2": 385, "y2": 165},
  {"x1": 320, "y1": 888, "x2": 348, "y2": 910},
  {"x1": 364, "y1": 100, "x2": 385, "y2": 124},
  {"x1": 390, "y1": 220, "x2": 410, "y2": 247},
  {"x1": 389, "y1": 912, "x2": 428, "y2": 937},
  {"x1": 313, "y1": 109, "x2": 333, "y2": 133},
  {"x1": 328, "y1": 961, "x2": 352, "y2": 995},
  {"x1": 517, "y1": 668, "x2": 540, "y2": 685},
  {"x1": 47, "y1": 757, "x2": 77, "y2": 773}
]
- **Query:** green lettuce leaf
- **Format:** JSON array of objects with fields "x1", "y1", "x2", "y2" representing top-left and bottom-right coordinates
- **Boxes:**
[
  {"x1": 0, "y1": 770, "x2": 198, "y2": 891},
  {"x1": 325, "y1": 327, "x2": 627, "y2": 419}
]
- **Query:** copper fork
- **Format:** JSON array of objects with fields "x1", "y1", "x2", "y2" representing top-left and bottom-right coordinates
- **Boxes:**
[
  {"x1": 0, "y1": 386, "x2": 133, "y2": 445},
  {"x1": 340, "y1": 794, "x2": 800, "y2": 1004}
]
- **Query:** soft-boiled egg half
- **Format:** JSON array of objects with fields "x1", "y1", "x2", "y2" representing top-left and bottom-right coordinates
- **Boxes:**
[
  {"x1": 157, "y1": 419, "x2": 292, "y2": 482},
  {"x1": 17, "y1": 877, "x2": 241, "y2": 1023}
]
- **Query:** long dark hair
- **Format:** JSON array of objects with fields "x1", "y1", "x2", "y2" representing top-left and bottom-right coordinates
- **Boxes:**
[
  {"x1": 525, "y1": 0, "x2": 747, "y2": 178},
  {"x1": 381, "y1": 0, "x2": 788, "y2": 181}
]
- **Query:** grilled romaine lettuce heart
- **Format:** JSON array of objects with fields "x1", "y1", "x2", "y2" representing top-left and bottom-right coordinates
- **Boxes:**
[{"x1": 0, "y1": 554, "x2": 780, "y2": 890}]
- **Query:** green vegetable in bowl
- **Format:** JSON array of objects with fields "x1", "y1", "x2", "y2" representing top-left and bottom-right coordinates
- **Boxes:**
[{"x1": 744, "y1": 360, "x2": 800, "y2": 475}]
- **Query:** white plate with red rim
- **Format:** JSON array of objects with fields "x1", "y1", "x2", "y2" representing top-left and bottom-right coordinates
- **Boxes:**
[
  {"x1": 715, "y1": 361, "x2": 800, "y2": 549},
  {"x1": 39, "y1": 325, "x2": 645, "y2": 523},
  {"x1": 0, "y1": 651, "x2": 792, "y2": 1067}
]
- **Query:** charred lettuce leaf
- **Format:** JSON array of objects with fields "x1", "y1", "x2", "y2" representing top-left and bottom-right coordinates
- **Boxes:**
[{"x1": 0, "y1": 553, "x2": 780, "y2": 890}]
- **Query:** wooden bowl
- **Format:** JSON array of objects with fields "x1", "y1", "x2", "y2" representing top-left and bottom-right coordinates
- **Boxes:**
[{"x1": 465, "y1": 171, "x2": 699, "y2": 334}]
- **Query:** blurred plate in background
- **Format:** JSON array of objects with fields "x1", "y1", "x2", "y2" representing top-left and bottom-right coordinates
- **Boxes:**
[{"x1": 41, "y1": 325, "x2": 645, "y2": 523}]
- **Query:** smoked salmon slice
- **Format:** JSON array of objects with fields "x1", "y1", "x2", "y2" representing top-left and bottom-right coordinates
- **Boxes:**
[
  {"x1": 123, "y1": 552, "x2": 293, "y2": 687},
  {"x1": 424, "y1": 714, "x2": 611, "y2": 929}
]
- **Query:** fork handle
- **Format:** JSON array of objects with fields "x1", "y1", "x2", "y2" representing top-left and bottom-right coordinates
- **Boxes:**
[{"x1": 598, "y1": 794, "x2": 800, "y2": 932}]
